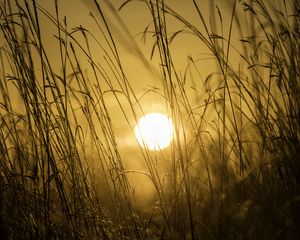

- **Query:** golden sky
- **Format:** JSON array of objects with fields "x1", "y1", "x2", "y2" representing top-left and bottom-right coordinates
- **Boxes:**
[{"x1": 1, "y1": 0, "x2": 297, "y2": 210}]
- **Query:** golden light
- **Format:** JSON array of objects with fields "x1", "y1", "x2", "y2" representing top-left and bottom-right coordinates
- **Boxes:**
[{"x1": 135, "y1": 113, "x2": 174, "y2": 151}]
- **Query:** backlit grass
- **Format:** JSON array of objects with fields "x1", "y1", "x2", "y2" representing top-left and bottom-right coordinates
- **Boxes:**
[{"x1": 0, "y1": 0, "x2": 299, "y2": 239}]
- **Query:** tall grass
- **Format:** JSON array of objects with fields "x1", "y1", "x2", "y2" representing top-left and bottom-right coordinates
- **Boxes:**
[{"x1": 0, "y1": 0, "x2": 299, "y2": 239}]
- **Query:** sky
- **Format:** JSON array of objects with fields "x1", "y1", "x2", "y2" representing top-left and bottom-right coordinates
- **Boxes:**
[
  {"x1": 2, "y1": 0, "x2": 250, "y2": 156},
  {"x1": 32, "y1": 1, "x2": 214, "y2": 128},
  {"x1": 2, "y1": 0, "x2": 249, "y2": 202},
  {"x1": 37, "y1": 0, "x2": 222, "y2": 200},
  {"x1": 3, "y1": 2, "x2": 237, "y2": 152}
]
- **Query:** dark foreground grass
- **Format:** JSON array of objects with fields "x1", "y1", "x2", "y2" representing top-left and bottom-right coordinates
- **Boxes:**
[{"x1": 0, "y1": 0, "x2": 299, "y2": 239}]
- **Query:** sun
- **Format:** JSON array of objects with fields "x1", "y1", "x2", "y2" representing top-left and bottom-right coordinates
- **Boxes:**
[{"x1": 135, "y1": 113, "x2": 174, "y2": 151}]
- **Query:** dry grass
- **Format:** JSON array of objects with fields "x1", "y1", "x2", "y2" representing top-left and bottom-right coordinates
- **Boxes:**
[{"x1": 0, "y1": 0, "x2": 299, "y2": 239}]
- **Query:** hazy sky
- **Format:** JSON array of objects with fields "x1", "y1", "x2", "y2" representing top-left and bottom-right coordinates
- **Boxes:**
[
  {"x1": 3, "y1": 0, "x2": 294, "y2": 204},
  {"x1": 5, "y1": 0, "x2": 244, "y2": 159},
  {"x1": 13, "y1": 1, "x2": 234, "y2": 162},
  {"x1": 4, "y1": 0, "x2": 243, "y2": 138}
]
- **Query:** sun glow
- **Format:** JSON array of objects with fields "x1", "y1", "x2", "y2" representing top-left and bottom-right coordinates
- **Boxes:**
[{"x1": 135, "y1": 113, "x2": 174, "y2": 151}]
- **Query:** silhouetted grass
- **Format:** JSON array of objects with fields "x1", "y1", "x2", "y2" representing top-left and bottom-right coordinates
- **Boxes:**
[{"x1": 0, "y1": 0, "x2": 299, "y2": 239}]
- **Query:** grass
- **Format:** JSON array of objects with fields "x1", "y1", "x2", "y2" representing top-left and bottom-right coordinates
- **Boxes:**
[{"x1": 0, "y1": 0, "x2": 299, "y2": 239}]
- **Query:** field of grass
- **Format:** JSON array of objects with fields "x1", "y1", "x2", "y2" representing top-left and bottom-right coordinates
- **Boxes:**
[{"x1": 0, "y1": 0, "x2": 299, "y2": 239}]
